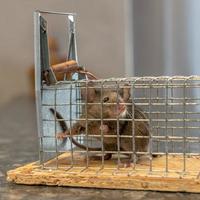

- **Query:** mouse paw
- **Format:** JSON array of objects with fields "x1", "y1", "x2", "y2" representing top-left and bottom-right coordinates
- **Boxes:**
[
  {"x1": 99, "y1": 124, "x2": 109, "y2": 133},
  {"x1": 123, "y1": 162, "x2": 135, "y2": 168},
  {"x1": 117, "y1": 160, "x2": 135, "y2": 168},
  {"x1": 56, "y1": 132, "x2": 68, "y2": 140}
]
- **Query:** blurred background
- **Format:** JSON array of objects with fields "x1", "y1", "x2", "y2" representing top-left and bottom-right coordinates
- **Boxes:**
[
  {"x1": 0, "y1": 0, "x2": 133, "y2": 106},
  {"x1": 1, "y1": 0, "x2": 200, "y2": 106},
  {"x1": 1, "y1": 1, "x2": 200, "y2": 197}
]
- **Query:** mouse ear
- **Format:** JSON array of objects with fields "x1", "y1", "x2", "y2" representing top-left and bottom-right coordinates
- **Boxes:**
[
  {"x1": 122, "y1": 84, "x2": 131, "y2": 101},
  {"x1": 80, "y1": 82, "x2": 96, "y2": 102}
]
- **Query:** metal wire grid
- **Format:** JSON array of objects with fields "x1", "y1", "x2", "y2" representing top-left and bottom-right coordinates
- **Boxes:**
[{"x1": 38, "y1": 76, "x2": 200, "y2": 175}]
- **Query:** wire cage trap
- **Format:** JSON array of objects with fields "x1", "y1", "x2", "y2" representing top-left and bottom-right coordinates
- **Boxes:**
[
  {"x1": 40, "y1": 76, "x2": 200, "y2": 174},
  {"x1": 7, "y1": 11, "x2": 200, "y2": 192}
]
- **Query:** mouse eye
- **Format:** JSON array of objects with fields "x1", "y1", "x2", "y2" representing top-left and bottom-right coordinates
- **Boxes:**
[{"x1": 103, "y1": 97, "x2": 109, "y2": 103}]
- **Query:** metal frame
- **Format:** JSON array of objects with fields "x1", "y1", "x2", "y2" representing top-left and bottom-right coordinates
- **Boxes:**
[
  {"x1": 34, "y1": 10, "x2": 78, "y2": 164},
  {"x1": 34, "y1": 11, "x2": 200, "y2": 176}
]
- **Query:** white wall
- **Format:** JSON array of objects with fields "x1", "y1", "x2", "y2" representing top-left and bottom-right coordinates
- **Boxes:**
[
  {"x1": 0, "y1": 0, "x2": 133, "y2": 105},
  {"x1": 133, "y1": 0, "x2": 200, "y2": 76}
]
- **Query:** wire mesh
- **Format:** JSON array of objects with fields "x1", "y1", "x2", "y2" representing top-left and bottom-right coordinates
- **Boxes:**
[{"x1": 38, "y1": 76, "x2": 200, "y2": 176}]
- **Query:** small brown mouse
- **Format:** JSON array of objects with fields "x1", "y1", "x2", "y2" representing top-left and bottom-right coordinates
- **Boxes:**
[{"x1": 55, "y1": 82, "x2": 150, "y2": 163}]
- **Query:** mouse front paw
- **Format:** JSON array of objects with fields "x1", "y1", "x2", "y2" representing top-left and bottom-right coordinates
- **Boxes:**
[
  {"x1": 56, "y1": 131, "x2": 68, "y2": 140},
  {"x1": 99, "y1": 124, "x2": 109, "y2": 133}
]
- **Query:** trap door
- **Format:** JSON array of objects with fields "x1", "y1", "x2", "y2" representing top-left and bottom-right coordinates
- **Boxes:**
[
  {"x1": 39, "y1": 16, "x2": 57, "y2": 85},
  {"x1": 34, "y1": 11, "x2": 81, "y2": 164}
]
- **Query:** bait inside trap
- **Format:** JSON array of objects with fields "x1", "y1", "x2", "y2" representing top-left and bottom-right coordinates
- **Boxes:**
[{"x1": 7, "y1": 11, "x2": 200, "y2": 192}]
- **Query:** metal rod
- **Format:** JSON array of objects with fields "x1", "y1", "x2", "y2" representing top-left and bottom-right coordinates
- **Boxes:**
[
  {"x1": 116, "y1": 82, "x2": 121, "y2": 170},
  {"x1": 100, "y1": 81, "x2": 105, "y2": 169},
  {"x1": 183, "y1": 80, "x2": 187, "y2": 172},
  {"x1": 149, "y1": 80, "x2": 153, "y2": 172},
  {"x1": 131, "y1": 83, "x2": 136, "y2": 170},
  {"x1": 156, "y1": 79, "x2": 159, "y2": 153},
  {"x1": 54, "y1": 88, "x2": 59, "y2": 169},
  {"x1": 85, "y1": 82, "x2": 89, "y2": 168},
  {"x1": 34, "y1": 11, "x2": 44, "y2": 167},
  {"x1": 165, "y1": 79, "x2": 169, "y2": 173},
  {"x1": 69, "y1": 83, "x2": 74, "y2": 167},
  {"x1": 36, "y1": 10, "x2": 76, "y2": 16}
]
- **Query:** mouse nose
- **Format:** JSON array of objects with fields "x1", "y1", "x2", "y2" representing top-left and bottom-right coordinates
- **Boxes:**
[{"x1": 118, "y1": 102, "x2": 126, "y2": 112}]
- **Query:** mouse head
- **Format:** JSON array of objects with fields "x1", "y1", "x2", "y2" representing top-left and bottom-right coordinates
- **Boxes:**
[{"x1": 81, "y1": 82, "x2": 131, "y2": 118}]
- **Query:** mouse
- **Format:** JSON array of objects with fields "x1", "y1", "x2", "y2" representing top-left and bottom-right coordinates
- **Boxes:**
[{"x1": 53, "y1": 82, "x2": 150, "y2": 164}]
